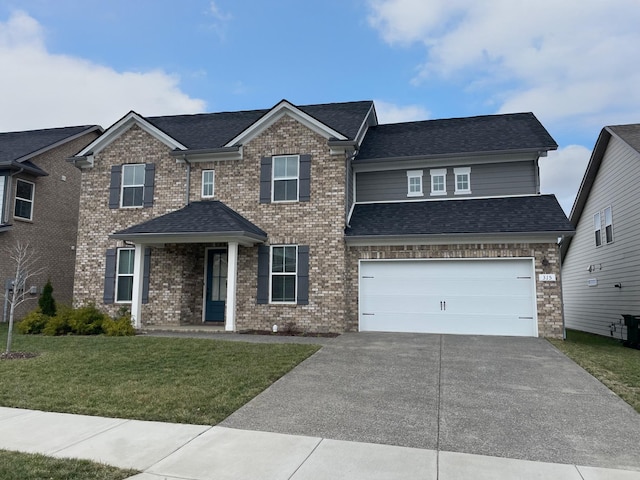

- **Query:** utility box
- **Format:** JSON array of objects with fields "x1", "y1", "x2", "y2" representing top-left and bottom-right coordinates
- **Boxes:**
[{"x1": 621, "y1": 314, "x2": 640, "y2": 349}]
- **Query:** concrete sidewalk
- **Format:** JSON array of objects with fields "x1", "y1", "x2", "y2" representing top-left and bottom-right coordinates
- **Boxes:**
[{"x1": 1, "y1": 407, "x2": 639, "y2": 480}]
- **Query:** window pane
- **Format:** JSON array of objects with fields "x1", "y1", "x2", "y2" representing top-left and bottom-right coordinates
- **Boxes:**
[
  {"x1": 457, "y1": 174, "x2": 469, "y2": 190},
  {"x1": 284, "y1": 246, "x2": 297, "y2": 273},
  {"x1": 409, "y1": 177, "x2": 421, "y2": 193},
  {"x1": 122, "y1": 186, "x2": 144, "y2": 207},
  {"x1": 272, "y1": 247, "x2": 284, "y2": 273},
  {"x1": 16, "y1": 180, "x2": 33, "y2": 200},
  {"x1": 274, "y1": 179, "x2": 297, "y2": 201},
  {"x1": 116, "y1": 276, "x2": 133, "y2": 302},
  {"x1": 605, "y1": 225, "x2": 613, "y2": 243},
  {"x1": 433, "y1": 176, "x2": 444, "y2": 191},
  {"x1": 118, "y1": 250, "x2": 134, "y2": 274},
  {"x1": 285, "y1": 157, "x2": 299, "y2": 177},
  {"x1": 272, "y1": 276, "x2": 295, "y2": 302},
  {"x1": 123, "y1": 165, "x2": 145, "y2": 186},
  {"x1": 604, "y1": 207, "x2": 612, "y2": 225},
  {"x1": 14, "y1": 199, "x2": 31, "y2": 219},
  {"x1": 273, "y1": 157, "x2": 287, "y2": 178},
  {"x1": 202, "y1": 171, "x2": 214, "y2": 197},
  {"x1": 0, "y1": 176, "x2": 5, "y2": 222}
]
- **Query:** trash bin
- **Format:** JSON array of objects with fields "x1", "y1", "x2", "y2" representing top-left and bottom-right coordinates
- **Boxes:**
[{"x1": 621, "y1": 314, "x2": 640, "y2": 348}]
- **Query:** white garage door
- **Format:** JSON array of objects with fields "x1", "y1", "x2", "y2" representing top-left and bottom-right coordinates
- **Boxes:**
[{"x1": 359, "y1": 259, "x2": 536, "y2": 336}]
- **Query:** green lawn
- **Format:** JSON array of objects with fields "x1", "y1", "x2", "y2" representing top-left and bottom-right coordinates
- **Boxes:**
[
  {"x1": 549, "y1": 329, "x2": 640, "y2": 413},
  {"x1": 0, "y1": 450, "x2": 138, "y2": 480},
  {"x1": 0, "y1": 325, "x2": 320, "y2": 424}
]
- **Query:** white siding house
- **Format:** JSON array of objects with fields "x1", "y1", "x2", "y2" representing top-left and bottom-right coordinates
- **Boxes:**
[{"x1": 562, "y1": 124, "x2": 640, "y2": 338}]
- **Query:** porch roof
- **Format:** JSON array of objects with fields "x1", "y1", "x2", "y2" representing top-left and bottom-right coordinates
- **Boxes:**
[{"x1": 110, "y1": 201, "x2": 267, "y2": 246}]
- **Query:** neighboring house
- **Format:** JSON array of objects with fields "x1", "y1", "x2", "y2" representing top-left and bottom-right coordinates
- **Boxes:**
[
  {"x1": 562, "y1": 124, "x2": 640, "y2": 338},
  {"x1": 70, "y1": 100, "x2": 573, "y2": 338},
  {"x1": 0, "y1": 125, "x2": 102, "y2": 320}
]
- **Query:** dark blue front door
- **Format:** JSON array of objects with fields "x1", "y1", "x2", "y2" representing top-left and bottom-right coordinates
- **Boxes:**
[{"x1": 205, "y1": 249, "x2": 227, "y2": 322}]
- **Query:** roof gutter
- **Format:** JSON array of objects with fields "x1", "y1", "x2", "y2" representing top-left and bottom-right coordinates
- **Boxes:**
[
  {"x1": 344, "y1": 230, "x2": 575, "y2": 245},
  {"x1": 170, "y1": 146, "x2": 242, "y2": 162}
]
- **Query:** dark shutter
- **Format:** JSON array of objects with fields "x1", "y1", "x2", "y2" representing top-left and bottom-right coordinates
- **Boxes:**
[
  {"x1": 103, "y1": 249, "x2": 117, "y2": 304},
  {"x1": 108, "y1": 166, "x2": 121, "y2": 209},
  {"x1": 259, "y1": 157, "x2": 272, "y2": 204},
  {"x1": 257, "y1": 244, "x2": 270, "y2": 304},
  {"x1": 142, "y1": 247, "x2": 151, "y2": 304},
  {"x1": 143, "y1": 163, "x2": 155, "y2": 208},
  {"x1": 299, "y1": 155, "x2": 311, "y2": 202},
  {"x1": 297, "y1": 245, "x2": 309, "y2": 305}
]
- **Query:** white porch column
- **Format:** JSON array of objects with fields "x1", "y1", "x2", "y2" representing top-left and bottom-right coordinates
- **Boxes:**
[
  {"x1": 130, "y1": 243, "x2": 145, "y2": 329},
  {"x1": 225, "y1": 242, "x2": 238, "y2": 331}
]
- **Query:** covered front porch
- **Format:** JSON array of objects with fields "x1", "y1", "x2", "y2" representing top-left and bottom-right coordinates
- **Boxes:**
[{"x1": 110, "y1": 201, "x2": 267, "y2": 330}]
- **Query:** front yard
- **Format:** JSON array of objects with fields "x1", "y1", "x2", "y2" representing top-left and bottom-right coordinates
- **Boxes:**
[
  {"x1": 0, "y1": 325, "x2": 320, "y2": 425},
  {"x1": 549, "y1": 329, "x2": 640, "y2": 413}
]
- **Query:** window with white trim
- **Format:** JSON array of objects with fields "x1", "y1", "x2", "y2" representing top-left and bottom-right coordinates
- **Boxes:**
[
  {"x1": 594, "y1": 212, "x2": 602, "y2": 247},
  {"x1": 202, "y1": 170, "x2": 215, "y2": 198},
  {"x1": 430, "y1": 169, "x2": 447, "y2": 196},
  {"x1": 14, "y1": 179, "x2": 34, "y2": 220},
  {"x1": 604, "y1": 206, "x2": 613, "y2": 244},
  {"x1": 407, "y1": 170, "x2": 423, "y2": 197},
  {"x1": 454, "y1": 167, "x2": 471, "y2": 194},
  {"x1": 270, "y1": 245, "x2": 297, "y2": 302},
  {"x1": 272, "y1": 155, "x2": 299, "y2": 202},
  {"x1": 121, "y1": 164, "x2": 145, "y2": 207},
  {"x1": 0, "y1": 175, "x2": 6, "y2": 223},
  {"x1": 116, "y1": 248, "x2": 135, "y2": 303}
]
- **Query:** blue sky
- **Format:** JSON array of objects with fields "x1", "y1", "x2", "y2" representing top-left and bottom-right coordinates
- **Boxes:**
[{"x1": 1, "y1": 0, "x2": 639, "y2": 214}]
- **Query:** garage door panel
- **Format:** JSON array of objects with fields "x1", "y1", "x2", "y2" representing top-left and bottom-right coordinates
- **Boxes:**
[{"x1": 359, "y1": 259, "x2": 536, "y2": 337}]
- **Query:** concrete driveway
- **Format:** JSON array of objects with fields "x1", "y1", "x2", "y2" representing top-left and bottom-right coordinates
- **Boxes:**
[{"x1": 221, "y1": 333, "x2": 640, "y2": 471}]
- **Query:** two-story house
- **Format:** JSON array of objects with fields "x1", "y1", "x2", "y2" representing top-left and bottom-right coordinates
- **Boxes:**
[
  {"x1": 69, "y1": 100, "x2": 573, "y2": 338},
  {"x1": 0, "y1": 125, "x2": 102, "y2": 320}
]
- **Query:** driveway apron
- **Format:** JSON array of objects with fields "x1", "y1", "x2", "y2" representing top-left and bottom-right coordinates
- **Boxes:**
[{"x1": 221, "y1": 332, "x2": 640, "y2": 471}]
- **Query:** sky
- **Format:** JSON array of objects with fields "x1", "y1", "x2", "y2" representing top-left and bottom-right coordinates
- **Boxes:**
[{"x1": 1, "y1": 0, "x2": 639, "y2": 215}]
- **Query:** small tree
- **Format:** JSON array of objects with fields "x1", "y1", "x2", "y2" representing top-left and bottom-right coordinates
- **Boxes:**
[
  {"x1": 38, "y1": 279, "x2": 56, "y2": 316},
  {"x1": 4, "y1": 241, "x2": 43, "y2": 354}
]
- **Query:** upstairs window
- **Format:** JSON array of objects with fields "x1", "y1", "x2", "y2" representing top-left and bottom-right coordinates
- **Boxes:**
[
  {"x1": 593, "y1": 212, "x2": 602, "y2": 247},
  {"x1": 0, "y1": 175, "x2": 6, "y2": 223},
  {"x1": 454, "y1": 167, "x2": 471, "y2": 195},
  {"x1": 604, "y1": 206, "x2": 613, "y2": 244},
  {"x1": 407, "y1": 170, "x2": 423, "y2": 197},
  {"x1": 121, "y1": 164, "x2": 145, "y2": 207},
  {"x1": 272, "y1": 155, "x2": 299, "y2": 202},
  {"x1": 430, "y1": 169, "x2": 447, "y2": 196},
  {"x1": 14, "y1": 179, "x2": 34, "y2": 220},
  {"x1": 202, "y1": 170, "x2": 215, "y2": 198}
]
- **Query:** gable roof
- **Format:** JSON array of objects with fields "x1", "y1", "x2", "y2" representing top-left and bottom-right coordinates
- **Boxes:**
[
  {"x1": 561, "y1": 123, "x2": 640, "y2": 258},
  {"x1": 0, "y1": 125, "x2": 102, "y2": 175},
  {"x1": 346, "y1": 195, "x2": 573, "y2": 240},
  {"x1": 110, "y1": 200, "x2": 267, "y2": 246},
  {"x1": 355, "y1": 112, "x2": 557, "y2": 162}
]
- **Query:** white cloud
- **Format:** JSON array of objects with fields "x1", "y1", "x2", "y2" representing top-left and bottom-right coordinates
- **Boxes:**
[
  {"x1": 206, "y1": 1, "x2": 232, "y2": 39},
  {"x1": 374, "y1": 100, "x2": 429, "y2": 124},
  {"x1": 367, "y1": 1, "x2": 640, "y2": 127},
  {"x1": 0, "y1": 11, "x2": 205, "y2": 131},
  {"x1": 539, "y1": 145, "x2": 591, "y2": 215}
]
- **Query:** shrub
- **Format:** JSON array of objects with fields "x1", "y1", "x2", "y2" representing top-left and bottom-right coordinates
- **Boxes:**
[
  {"x1": 17, "y1": 310, "x2": 49, "y2": 334},
  {"x1": 38, "y1": 280, "x2": 57, "y2": 317},
  {"x1": 103, "y1": 314, "x2": 136, "y2": 336},
  {"x1": 42, "y1": 304, "x2": 73, "y2": 336},
  {"x1": 68, "y1": 304, "x2": 107, "y2": 335}
]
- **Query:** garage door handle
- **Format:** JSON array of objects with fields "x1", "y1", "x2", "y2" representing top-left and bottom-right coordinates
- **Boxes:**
[
  {"x1": 362, "y1": 313, "x2": 375, "y2": 316},
  {"x1": 440, "y1": 301, "x2": 446, "y2": 311},
  {"x1": 519, "y1": 316, "x2": 534, "y2": 319},
  {"x1": 362, "y1": 276, "x2": 374, "y2": 279}
]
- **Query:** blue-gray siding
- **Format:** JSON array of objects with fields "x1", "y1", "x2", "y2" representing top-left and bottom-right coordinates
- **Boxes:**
[
  {"x1": 355, "y1": 162, "x2": 536, "y2": 202},
  {"x1": 563, "y1": 135, "x2": 640, "y2": 338}
]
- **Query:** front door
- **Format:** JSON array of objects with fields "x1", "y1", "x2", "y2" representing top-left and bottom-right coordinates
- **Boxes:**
[{"x1": 205, "y1": 249, "x2": 227, "y2": 322}]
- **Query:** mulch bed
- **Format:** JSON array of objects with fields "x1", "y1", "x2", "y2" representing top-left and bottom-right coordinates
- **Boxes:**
[
  {"x1": 0, "y1": 351, "x2": 39, "y2": 360},
  {"x1": 240, "y1": 330, "x2": 340, "y2": 338}
]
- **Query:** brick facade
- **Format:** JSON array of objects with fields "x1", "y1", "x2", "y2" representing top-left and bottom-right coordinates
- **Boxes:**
[
  {"x1": 345, "y1": 242, "x2": 564, "y2": 338},
  {"x1": 0, "y1": 132, "x2": 99, "y2": 321}
]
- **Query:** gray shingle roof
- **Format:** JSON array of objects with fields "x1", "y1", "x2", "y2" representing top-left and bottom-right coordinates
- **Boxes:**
[
  {"x1": 112, "y1": 201, "x2": 267, "y2": 239},
  {"x1": 608, "y1": 124, "x2": 640, "y2": 154},
  {"x1": 346, "y1": 195, "x2": 573, "y2": 237},
  {"x1": 355, "y1": 112, "x2": 557, "y2": 161},
  {"x1": 0, "y1": 125, "x2": 99, "y2": 164},
  {"x1": 146, "y1": 100, "x2": 374, "y2": 149}
]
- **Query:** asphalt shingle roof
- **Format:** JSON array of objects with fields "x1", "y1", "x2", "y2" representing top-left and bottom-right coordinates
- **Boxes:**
[
  {"x1": 147, "y1": 100, "x2": 373, "y2": 149},
  {"x1": 609, "y1": 124, "x2": 640, "y2": 154},
  {"x1": 113, "y1": 201, "x2": 267, "y2": 238},
  {"x1": 346, "y1": 195, "x2": 573, "y2": 237},
  {"x1": 0, "y1": 125, "x2": 98, "y2": 164},
  {"x1": 355, "y1": 112, "x2": 557, "y2": 161}
]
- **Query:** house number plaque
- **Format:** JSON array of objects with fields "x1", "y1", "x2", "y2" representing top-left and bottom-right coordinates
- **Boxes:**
[{"x1": 538, "y1": 274, "x2": 556, "y2": 282}]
